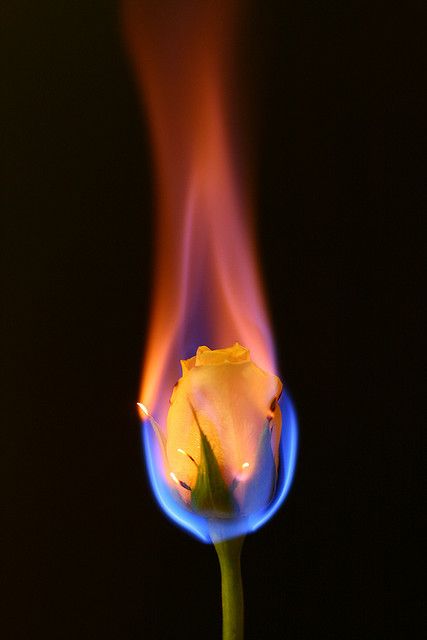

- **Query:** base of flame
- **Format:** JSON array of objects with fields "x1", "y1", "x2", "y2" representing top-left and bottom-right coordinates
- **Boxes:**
[
  {"x1": 139, "y1": 393, "x2": 298, "y2": 543},
  {"x1": 214, "y1": 535, "x2": 245, "y2": 640}
]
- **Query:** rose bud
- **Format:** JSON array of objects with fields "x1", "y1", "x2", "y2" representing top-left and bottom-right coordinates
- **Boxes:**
[{"x1": 166, "y1": 343, "x2": 283, "y2": 519}]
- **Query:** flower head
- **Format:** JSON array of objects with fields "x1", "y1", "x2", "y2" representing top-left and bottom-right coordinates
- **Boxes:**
[{"x1": 166, "y1": 343, "x2": 283, "y2": 517}]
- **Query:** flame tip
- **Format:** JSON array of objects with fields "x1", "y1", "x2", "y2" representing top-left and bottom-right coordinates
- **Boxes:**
[
  {"x1": 170, "y1": 472, "x2": 180, "y2": 485},
  {"x1": 137, "y1": 402, "x2": 150, "y2": 416}
]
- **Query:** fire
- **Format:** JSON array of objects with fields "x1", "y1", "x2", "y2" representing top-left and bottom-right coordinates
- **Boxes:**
[
  {"x1": 122, "y1": 1, "x2": 297, "y2": 541},
  {"x1": 136, "y1": 402, "x2": 149, "y2": 417},
  {"x1": 122, "y1": 0, "x2": 275, "y2": 426}
]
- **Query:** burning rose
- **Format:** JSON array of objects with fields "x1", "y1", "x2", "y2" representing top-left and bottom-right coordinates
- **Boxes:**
[{"x1": 166, "y1": 343, "x2": 283, "y2": 517}]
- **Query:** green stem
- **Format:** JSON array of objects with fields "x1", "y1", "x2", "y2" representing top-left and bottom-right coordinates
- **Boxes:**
[{"x1": 214, "y1": 536, "x2": 245, "y2": 640}]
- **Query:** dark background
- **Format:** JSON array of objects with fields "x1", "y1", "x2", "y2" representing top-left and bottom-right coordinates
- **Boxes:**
[{"x1": 2, "y1": 1, "x2": 424, "y2": 638}]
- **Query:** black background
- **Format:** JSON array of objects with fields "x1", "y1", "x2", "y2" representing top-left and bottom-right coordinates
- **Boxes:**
[{"x1": 2, "y1": 1, "x2": 424, "y2": 638}]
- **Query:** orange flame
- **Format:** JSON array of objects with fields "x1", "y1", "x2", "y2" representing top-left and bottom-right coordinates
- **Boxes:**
[{"x1": 122, "y1": 0, "x2": 276, "y2": 426}]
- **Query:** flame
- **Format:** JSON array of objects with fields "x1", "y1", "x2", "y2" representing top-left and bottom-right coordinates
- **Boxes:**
[
  {"x1": 122, "y1": 0, "x2": 297, "y2": 541},
  {"x1": 136, "y1": 402, "x2": 149, "y2": 417}
]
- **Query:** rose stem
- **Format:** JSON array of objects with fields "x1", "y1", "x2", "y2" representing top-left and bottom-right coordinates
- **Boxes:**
[{"x1": 214, "y1": 536, "x2": 245, "y2": 640}]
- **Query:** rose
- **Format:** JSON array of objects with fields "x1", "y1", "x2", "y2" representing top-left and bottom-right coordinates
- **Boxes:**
[{"x1": 166, "y1": 343, "x2": 283, "y2": 517}]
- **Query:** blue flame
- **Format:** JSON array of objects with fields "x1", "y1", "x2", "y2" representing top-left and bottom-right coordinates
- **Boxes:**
[{"x1": 141, "y1": 391, "x2": 298, "y2": 543}]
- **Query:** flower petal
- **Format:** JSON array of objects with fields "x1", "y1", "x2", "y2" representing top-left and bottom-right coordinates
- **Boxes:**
[
  {"x1": 195, "y1": 343, "x2": 250, "y2": 366},
  {"x1": 240, "y1": 425, "x2": 276, "y2": 514}
]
